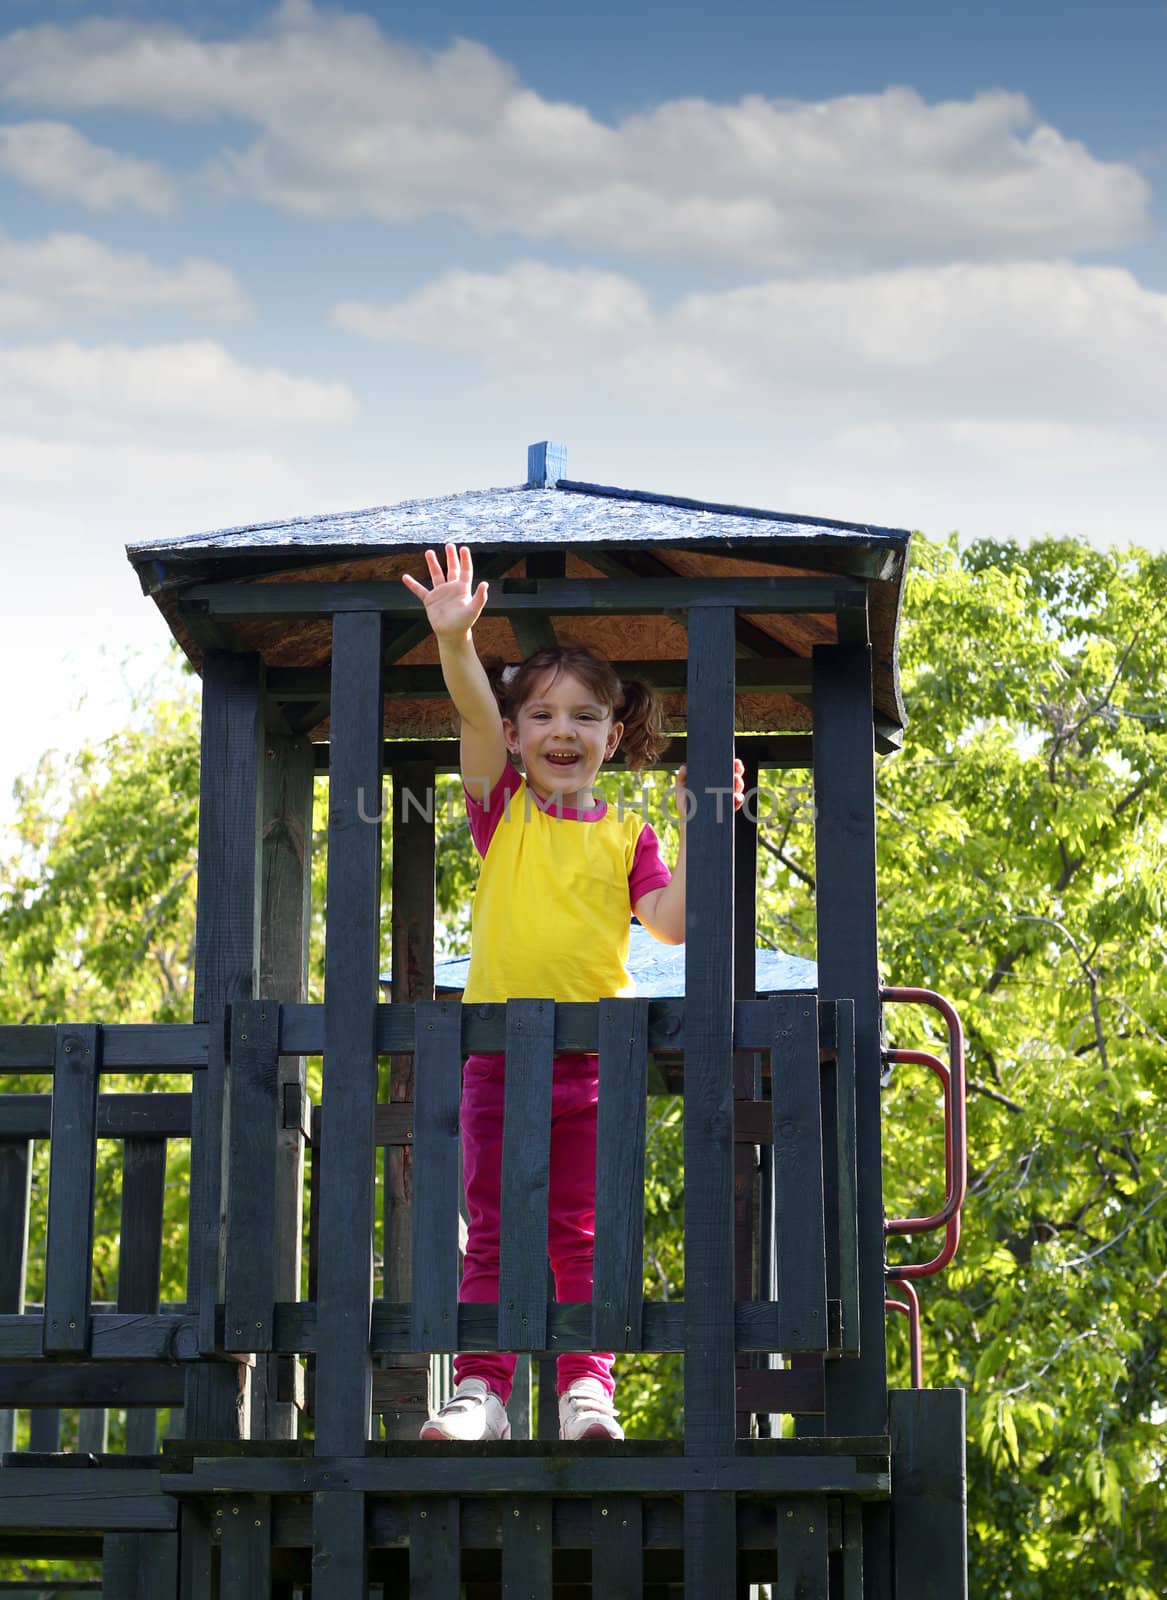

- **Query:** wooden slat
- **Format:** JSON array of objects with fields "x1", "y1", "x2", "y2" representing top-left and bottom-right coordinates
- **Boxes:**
[
  {"x1": 410, "y1": 1001, "x2": 462, "y2": 1351},
  {"x1": 0, "y1": 1366, "x2": 185, "y2": 1407},
  {"x1": 0, "y1": 1024, "x2": 208, "y2": 1075},
  {"x1": 501, "y1": 1494, "x2": 552, "y2": 1599},
  {"x1": 811, "y1": 643, "x2": 885, "y2": 1435},
  {"x1": 0, "y1": 1137, "x2": 31, "y2": 1453},
  {"x1": 219, "y1": 1495, "x2": 271, "y2": 1599},
  {"x1": 409, "y1": 1496, "x2": 460, "y2": 1598},
  {"x1": 776, "y1": 1496, "x2": 829, "y2": 1599},
  {"x1": 311, "y1": 1490, "x2": 367, "y2": 1598},
  {"x1": 0, "y1": 1093, "x2": 192, "y2": 1139},
  {"x1": 26, "y1": 1410, "x2": 61, "y2": 1450},
  {"x1": 184, "y1": 576, "x2": 869, "y2": 621},
  {"x1": 498, "y1": 1000, "x2": 554, "y2": 1351},
  {"x1": 224, "y1": 1001, "x2": 280, "y2": 1352},
  {"x1": 0, "y1": 1469, "x2": 175, "y2": 1530},
  {"x1": 834, "y1": 1001, "x2": 860, "y2": 1356},
  {"x1": 592, "y1": 998, "x2": 649, "y2": 1351},
  {"x1": 103, "y1": 1530, "x2": 179, "y2": 1600},
  {"x1": 187, "y1": 650, "x2": 263, "y2": 1437},
  {"x1": 313, "y1": 611, "x2": 384, "y2": 1454},
  {"x1": 591, "y1": 1493, "x2": 643, "y2": 1598},
  {"x1": 179, "y1": 1503, "x2": 214, "y2": 1600},
  {"x1": 683, "y1": 605, "x2": 738, "y2": 1591},
  {"x1": 43, "y1": 1025, "x2": 101, "y2": 1354},
  {"x1": 891, "y1": 1388, "x2": 968, "y2": 1599},
  {"x1": 771, "y1": 996, "x2": 828, "y2": 1352},
  {"x1": 119, "y1": 1134, "x2": 167, "y2": 1456}
]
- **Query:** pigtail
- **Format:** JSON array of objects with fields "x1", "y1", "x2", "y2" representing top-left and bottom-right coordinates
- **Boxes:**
[
  {"x1": 480, "y1": 657, "x2": 514, "y2": 716},
  {"x1": 615, "y1": 677, "x2": 668, "y2": 770}
]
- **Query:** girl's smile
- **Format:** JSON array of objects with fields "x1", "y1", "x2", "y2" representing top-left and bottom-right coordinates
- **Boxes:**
[{"x1": 503, "y1": 669, "x2": 623, "y2": 806}]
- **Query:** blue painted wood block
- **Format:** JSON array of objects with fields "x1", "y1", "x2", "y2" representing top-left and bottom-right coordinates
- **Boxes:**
[{"x1": 526, "y1": 440, "x2": 567, "y2": 487}]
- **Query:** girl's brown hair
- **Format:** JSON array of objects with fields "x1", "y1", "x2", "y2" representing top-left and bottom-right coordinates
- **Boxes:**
[{"x1": 483, "y1": 644, "x2": 667, "y2": 771}]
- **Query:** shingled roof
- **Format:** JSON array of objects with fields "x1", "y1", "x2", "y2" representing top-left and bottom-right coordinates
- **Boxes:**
[{"x1": 126, "y1": 444, "x2": 912, "y2": 751}]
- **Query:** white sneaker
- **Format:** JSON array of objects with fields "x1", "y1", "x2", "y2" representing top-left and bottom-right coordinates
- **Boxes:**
[
  {"x1": 558, "y1": 1379, "x2": 624, "y2": 1441},
  {"x1": 419, "y1": 1378, "x2": 511, "y2": 1441}
]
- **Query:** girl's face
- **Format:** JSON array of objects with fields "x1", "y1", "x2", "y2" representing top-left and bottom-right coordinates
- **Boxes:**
[{"x1": 503, "y1": 669, "x2": 623, "y2": 805}]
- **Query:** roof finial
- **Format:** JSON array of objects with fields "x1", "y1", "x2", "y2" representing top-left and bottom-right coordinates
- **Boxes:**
[{"x1": 526, "y1": 440, "x2": 566, "y2": 488}]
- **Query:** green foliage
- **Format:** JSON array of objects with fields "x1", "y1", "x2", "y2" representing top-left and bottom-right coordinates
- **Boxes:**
[{"x1": 2, "y1": 540, "x2": 1165, "y2": 1593}]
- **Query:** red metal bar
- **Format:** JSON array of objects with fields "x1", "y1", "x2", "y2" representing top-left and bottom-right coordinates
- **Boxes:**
[
  {"x1": 885, "y1": 1280, "x2": 923, "y2": 1387},
  {"x1": 880, "y1": 987, "x2": 968, "y2": 1281}
]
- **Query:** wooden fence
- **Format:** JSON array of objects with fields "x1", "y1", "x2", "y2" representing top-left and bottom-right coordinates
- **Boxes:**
[{"x1": 0, "y1": 988, "x2": 915, "y2": 1597}]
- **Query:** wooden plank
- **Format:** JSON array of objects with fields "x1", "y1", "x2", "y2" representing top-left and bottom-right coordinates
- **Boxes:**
[
  {"x1": 119, "y1": 1135, "x2": 167, "y2": 1456},
  {"x1": 775, "y1": 1496, "x2": 829, "y2": 1600},
  {"x1": 0, "y1": 1366, "x2": 185, "y2": 1406},
  {"x1": 834, "y1": 1001, "x2": 860, "y2": 1357},
  {"x1": 26, "y1": 1410, "x2": 61, "y2": 1450},
  {"x1": 890, "y1": 1388, "x2": 968, "y2": 1600},
  {"x1": 771, "y1": 997, "x2": 828, "y2": 1352},
  {"x1": 501, "y1": 1494, "x2": 552, "y2": 1600},
  {"x1": 311, "y1": 1490, "x2": 367, "y2": 1598},
  {"x1": 224, "y1": 1002, "x2": 280, "y2": 1352},
  {"x1": 810, "y1": 643, "x2": 885, "y2": 1436},
  {"x1": 683, "y1": 1494, "x2": 737, "y2": 1595},
  {"x1": 498, "y1": 999, "x2": 554, "y2": 1351},
  {"x1": 179, "y1": 1503, "x2": 214, "y2": 1600},
  {"x1": 313, "y1": 610, "x2": 384, "y2": 1455},
  {"x1": 0, "y1": 1469, "x2": 175, "y2": 1530},
  {"x1": 385, "y1": 758, "x2": 437, "y2": 1440},
  {"x1": 410, "y1": 1001, "x2": 463, "y2": 1352},
  {"x1": 683, "y1": 606, "x2": 737, "y2": 1449},
  {"x1": 0, "y1": 1136, "x2": 30, "y2": 1455},
  {"x1": 219, "y1": 1495, "x2": 271, "y2": 1599},
  {"x1": 841, "y1": 1500, "x2": 864, "y2": 1598},
  {"x1": 0, "y1": 1023, "x2": 205, "y2": 1074},
  {"x1": 187, "y1": 651, "x2": 263, "y2": 1438},
  {"x1": 592, "y1": 999, "x2": 649, "y2": 1351},
  {"x1": 591, "y1": 1492, "x2": 642, "y2": 1598},
  {"x1": 409, "y1": 1496, "x2": 460, "y2": 1598},
  {"x1": 183, "y1": 576, "x2": 869, "y2": 621},
  {"x1": 255, "y1": 729, "x2": 314, "y2": 1443},
  {"x1": 0, "y1": 1094, "x2": 192, "y2": 1140},
  {"x1": 43, "y1": 1025, "x2": 101, "y2": 1354},
  {"x1": 105, "y1": 1529, "x2": 179, "y2": 1600}
]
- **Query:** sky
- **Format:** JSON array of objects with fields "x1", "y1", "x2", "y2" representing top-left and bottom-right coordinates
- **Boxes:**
[{"x1": 1, "y1": 0, "x2": 1165, "y2": 823}]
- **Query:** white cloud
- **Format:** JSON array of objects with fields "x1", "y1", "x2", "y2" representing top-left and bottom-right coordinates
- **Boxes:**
[
  {"x1": 0, "y1": 231, "x2": 249, "y2": 325},
  {"x1": 334, "y1": 258, "x2": 1167, "y2": 423},
  {"x1": 0, "y1": 338, "x2": 358, "y2": 435},
  {"x1": 0, "y1": 119, "x2": 176, "y2": 213},
  {"x1": 0, "y1": 4, "x2": 1147, "y2": 269}
]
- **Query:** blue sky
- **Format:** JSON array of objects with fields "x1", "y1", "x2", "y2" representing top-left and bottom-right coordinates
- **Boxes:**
[{"x1": 1, "y1": 0, "x2": 1165, "y2": 818}]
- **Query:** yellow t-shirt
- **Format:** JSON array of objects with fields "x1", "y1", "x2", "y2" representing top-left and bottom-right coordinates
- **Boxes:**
[{"x1": 461, "y1": 764, "x2": 670, "y2": 1004}]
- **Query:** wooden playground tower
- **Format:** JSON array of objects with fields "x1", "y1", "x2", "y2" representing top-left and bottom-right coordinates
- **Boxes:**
[{"x1": 0, "y1": 443, "x2": 968, "y2": 1596}]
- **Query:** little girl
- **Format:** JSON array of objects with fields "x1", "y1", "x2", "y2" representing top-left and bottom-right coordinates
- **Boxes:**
[{"x1": 403, "y1": 544, "x2": 743, "y2": 1442}]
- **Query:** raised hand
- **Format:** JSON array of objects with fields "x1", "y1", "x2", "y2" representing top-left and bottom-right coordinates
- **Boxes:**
[
  {"x1": 674, "y1": 757, "x2": 746, "y2": 819},
  {"x1": 401, "y1": 543, "x2": 489, "y2": 638}
]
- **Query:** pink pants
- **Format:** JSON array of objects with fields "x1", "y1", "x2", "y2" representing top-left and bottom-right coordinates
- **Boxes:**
[{"x1": 453, "y1": 1052, "x2": 614, "y2": 1403}]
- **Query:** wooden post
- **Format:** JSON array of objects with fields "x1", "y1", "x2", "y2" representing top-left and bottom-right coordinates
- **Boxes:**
[
  {"x1": 253, "y1": 731, "x2": 314, "y2": 1440},
  {"x1": 891, "y1": 1388, "x2": 968, "y2": 1598},
  {"x1": 0, "y1": 1137, "x2": 32, "y2": 1452},
  {"x1": 187, "y1": 650, "x2": 264, "y2": 1440},
  {"x1": 733, "y1": 753, "x2": 759, "y2": 1437},
  {"x1": 119, "y1": 1135, "x2": 168, "y2": 1454},
  {"x1": 313, "y1": 610, "x2": 384, "y2": 1465},
  {"x1": 384, "y1": 759, "x2": 436, "y2": 1440},
  {"x1": 43, "y1": 1024, "x2": 100, "y2": 1355},
  {"x1": 683, "y1": 605, "x2": 738, "y2": 1590}
]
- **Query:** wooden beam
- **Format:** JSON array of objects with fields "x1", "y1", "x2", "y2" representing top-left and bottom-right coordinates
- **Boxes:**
[{"x1": 311, "y1": 732, "x2": 816, "y2": 774}]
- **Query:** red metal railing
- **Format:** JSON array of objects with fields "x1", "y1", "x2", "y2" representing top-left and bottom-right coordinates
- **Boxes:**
[{"x1": 881, "y1": 987, "x2": 968, "y2": 1385}]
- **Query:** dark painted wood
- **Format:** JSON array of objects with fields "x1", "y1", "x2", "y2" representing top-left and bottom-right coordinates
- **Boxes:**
[
  {"x1": 184, "y1": 575, "x2": 869, "y2": 620},
  {"x1": 103, "y1": 1530, "x2": 179, "y2": 1600},
  {"x1": 219, "y1": 1494, "x2": 272, "y2": 1598},
  {"x1": 841, "y1": 1500, "x2": 864, "y2": 1598},
  {"x1": 771, "y1": 996, "x2": 828, "y2": 1352},
  {"x1": 179, "y1": 1503, "x2": 214, "y2": 1600},
  {"x1": 890, "y1": 1389, "x2": 968, "y2": 1599},
  {"x1": 314, "y1": 611, "x2": 384, "y2": 1454},
  {"x1": 501, "y1": 1494, "x2": 552, "y2": 1599},
  {"x1": 0, "y1": 1093, "x2": 192, "y2": 1139},
  {"x1": 776, "y1": 1496, "x2": 829, "y2": 1599},
  {"x1": 0, "y1": 1366, "x2": 185, "y2": 1406},
  {"x1": 224, "y1": 1002, "x2": 280, "y2": 1352},
  {"x1": 25, "y1": 1411, "x2": 61, "y2": 1451},
  {"x1": 0, "y1": 1024, "x2": 208, "y2": 1076},
  {"x1": 811, "y1": 644, "x2": 885, "y2": 1436},
  {"x1": 498, "y1": 1000, "x2": 555, "y2": 1351},
  {"x1": 410, "y1": 1001, "x2": 462, "y2": 1352},
  {"x1": 43, "y1": 1025, "x2": 101, "y2": 1354},
  {"x1": 833, "y1": 1002, "x2": 860, "y2": 1357},
  {"x1": 385, "y1": 758, "x2": 437, "y2": 1440},
  {"x1": 0, "y1": 1468, "x2": 175, "y2": 1530},
  {"x1": 188, "y1": 651, "x2": 264, "y2": 1437},
  {"x1": 410, "y1": 1496, "x2": 460, "y2": 1597},
  {"x1": 0, "y1": 1137, "x2": 31, "y2": 1453},
  {"x1": 255, "y1": 730, "x2": 314, "y2": 1443},
  {"x1": 118, "y1": 1136, "x2": 167, "y2": 1454},
  {"x1": 591, "y1": 1492, "x2": 643, "y2": 1598},
  {"x1": 311, "y1": 1490, "x2": 367, "y2": 1598},
  {"x1": 593, "y1": 998, "x2": 649, "y2": 1351}
]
